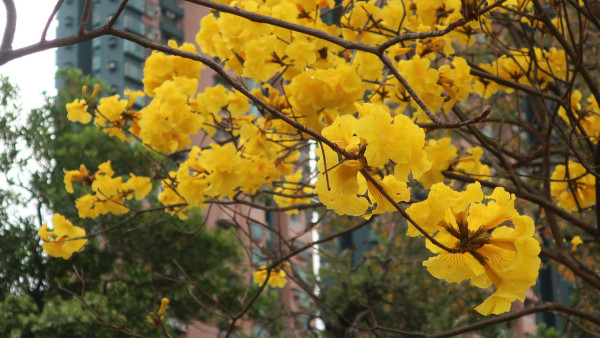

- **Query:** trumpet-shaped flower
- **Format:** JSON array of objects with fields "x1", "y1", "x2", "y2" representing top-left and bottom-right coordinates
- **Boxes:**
[
  {"x1": 418, "y1": 138, "x2": 457, "y2": 188},
  {"x1": 408, "y1": 182, "x2": 541, "y2": 315},
  {"x1": 64, "y1": 164, "x2": 94, "y2": 193},
  {"x1": 454, "y1": 147, "x2": 490, "y2": 179},
  {"x1": 66, "y1": 99, "x2": 91, "y2": 124},
  {"x1": 38, "y1": 213, "x2": 87, "y2": 259}
]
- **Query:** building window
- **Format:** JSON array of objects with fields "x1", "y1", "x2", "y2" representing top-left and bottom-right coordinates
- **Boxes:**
[
  {"x1": 216, "y1": 219, "x2": 235, "y2": 229},
  {"x1": 64, "y1": 16, "x2": 73, "y2": 27},
  {"x1": 124, "y1": 61, "x2": 143, "y2": 80},
  {"x1": 251, "y1": 248, "x2": 265, "y2": 266},
  {"x1": 146, "y1": 2, "x2": 155, "y2": 17},
  {"x1": 250, "y1": 223, "x2": 262, "y2": 241},
  {"x1": 107, "y1": 60, "x2": 118, "y2": 71},
  {"x1": 123, "y1": 14, "x2": 146, "y2": 36},
  {"x1": 108, "y1": 37, "x2": 118, "y2": 47},
  {"x1": 92, "y1": 55, "x2": 101, "y2": 72},
  {"x1": 92, "y1": 8, "x2": 101, "y2": 26},
  {"x1": 128, "y1": 0, "x2": 145, "y2": 12},
  {"x1": 165, "y1": 10, "x2": 176, "y2": 20},
  {"x1": 92, "y1": 38, "x2": 101, "y2": 50},
  {"x1": 123, "y1": 40, "x2": 145, "y2": 59},
  {"x1": 147, "y1": 25, "x2": 156, "y2": 40}
]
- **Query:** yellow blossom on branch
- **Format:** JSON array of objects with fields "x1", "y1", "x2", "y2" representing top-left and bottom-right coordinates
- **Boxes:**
[
  {"x1": 408, "y1": 182, "x2": 541, "y2": 315},
  {"x1": 253, "y1": 265, "x2": 288, "y2": 288},
  {"x1": 38, "y1": 213, "x2": 87, "y2": 259},
  {"x1": 550, "y1": 161, "x2": 596, "y2": 212},
  {"x1": 66, "y1": 98, "x2": 91, "y2": 124}
]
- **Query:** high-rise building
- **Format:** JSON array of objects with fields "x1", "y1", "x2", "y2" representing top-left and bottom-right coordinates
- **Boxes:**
[{"x1": 55, "y1": 0, "x2": 186, "y2": 95}]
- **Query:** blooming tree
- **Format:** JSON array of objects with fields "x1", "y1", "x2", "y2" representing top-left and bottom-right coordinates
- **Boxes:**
[{"x1": 2, "y1": 0, "x2": 600, "y2": 335}]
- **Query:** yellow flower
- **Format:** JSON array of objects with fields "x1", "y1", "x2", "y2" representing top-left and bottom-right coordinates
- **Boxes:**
[
  {"x1": 63, "y1": 164, "x2": 94, "y2": 193},
  {"x1": 406, "y1": 182, "x2": 483, "y2": 237},
  {"x1": 95, "y1": 95, "x2": 128, "y2": 128},
  {"x1": 558, "y1": 90, "x2": 600, "y2": 144},
  {"x1": 252, "y1": 266, "x2": 288, "y2": 288},
  {"x1": 75, "y1": 194, "x2": 98, "y2": 219},
  {"x1": 138, "y1": 77, "x2": 203, "y2": 153},
  {"x1": 66, "y1": 99, "x2": 91, "y2": 124},
  {"x1": 147, "y1": 297, "x2": 170, "y2": 327},
  {"x1": 122, "y1": 174, "x2": 152, "y2": 200},
  {"x1": 197, "y1": 143, "x2": 244, "y2": 199},
  {"x1": 551, "y1": 161, "x2": 596, "y2": 212},
  {"x1": 274, "y1": 170, "x2": 313, "y2": 214},
  {"x1": 38, "y1": 213, "x2": 87, "y2": 259},
  {"x1": 355, "y1": 103, "x2": 431, "y2": 181},
  {"x1": 418, "y1": 138, "x2": 458, "y2": 188},
  {"x1": 314, "y1": 154, "x2": 370, "y2": 216},
  {"x1": 571, "y1": 236, "x2": 583, "y2": 253},
  {"x1": 285, "y1": 64, "x2": 363, "y2": 131},
  {"x1": 394, "y1": 55, "x2": 445, "y2": 119},
  {"x1": 158, "y1": 173, "x2": 190, "y2": 220},
  {"x1": 454, "y1": 147, "x2": 490, "y2": 179},
  {"x1": 315, "y1": 114, "x2": 412, "y2": 216},
  {"x1": 227, "y1": 90, "x2": 250, "y2": 119},
  {"x1": 158, "y1": 298, "x2": 169, "y2": 315},
  {"x1": 410, "y1": 183, "x2": 541, "y2": 315}
]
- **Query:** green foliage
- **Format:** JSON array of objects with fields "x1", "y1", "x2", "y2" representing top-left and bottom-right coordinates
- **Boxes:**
[{"x1": 530, "y1": 323, "x2": 560, "y2": 338}]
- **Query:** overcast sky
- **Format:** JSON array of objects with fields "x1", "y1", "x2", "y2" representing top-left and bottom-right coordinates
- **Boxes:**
[{"x1": 0, "y1": 2, "x2": 58, "y2": 113}]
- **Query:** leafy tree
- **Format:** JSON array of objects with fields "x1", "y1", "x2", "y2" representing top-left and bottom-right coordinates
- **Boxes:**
[{"x1": 1, "y1": 0, "x2": 600, "y2": 336}]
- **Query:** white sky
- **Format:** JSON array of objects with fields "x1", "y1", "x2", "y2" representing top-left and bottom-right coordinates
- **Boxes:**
[
  {"x1": 0, "y1": 2, "x2": 57, "y2": 221},
  {"x1": 0, "y1": 2, "x2": 58, "y2": 113}
]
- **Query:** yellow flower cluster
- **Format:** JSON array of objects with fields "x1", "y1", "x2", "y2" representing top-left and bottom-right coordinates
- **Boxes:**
[
  {"x1": 454, "y1": 147, "x2": 491, "y2": 180},
  {"x1": 474, "y1": 47, "x2": 567, "y2": 98},
  {"x1": 64, "y1": 161, "x2": 152, "y2": 219},
  {"x1": 94, "y1": 90, "x2": 144, "y2": 142},
  {"x1": 146, "y1": 297, "x2": 170, "y2": 327},
  {"x1": 252, "y1": 265, "x2": 288, "y2": 288},
  {"x1": 407, "y1": 182, "x2": 541, "y2": 315},
  {"x1": 273, "y1": 170, "x2": 313, "y2": 214},
  {"x1": 314, "y1": 107, "x2": 416, "y2": 217},
  {"x1": 38, "y1": 213, "x2": 87, "y2": 259},
  {"x1": 558, "y1": 90, "x2": 600, "y2": 143},
  {"x1": 551, "y1": 161, "x2": 596, "y2": 212}
]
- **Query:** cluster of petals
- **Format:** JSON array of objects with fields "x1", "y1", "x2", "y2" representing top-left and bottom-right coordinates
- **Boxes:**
[
  {"x1": 94, "y1": 90, "x2": 144, "y2": 142},
  {"x1": 550, "y1": 161, "x2": 596, "y2": 212},
  {"x1": 253, "y1": 266, "x2": 288, "y2": 288},
  {"x1": 558, "y1": 90, "x2": 600, "y2": 144},
  {"x1": 273, "y1": 170, "x2": 313, "y2": 214},
  {"x1": 38, "y1": 213, "x2": 87, "y2": 259},
  {"x1": 453, "y1": 147, "x2": 491, "y2": 180},
  {"x1": 314, "y1": 106, "x2": 424, "y2": 217},
  {"x1": 474, "y1": 47, "x2": 567, "y2": 98},
  {"x1": 64, "y1": 161, "x2": 152, "y2": 219},
  {"x1": 138, "y1": 41, "x2": 204, "y2": 153},
  {"x1": 407, "y1": 182, "x2": 541, "y2": 315}
]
